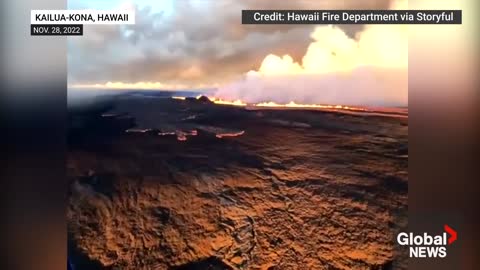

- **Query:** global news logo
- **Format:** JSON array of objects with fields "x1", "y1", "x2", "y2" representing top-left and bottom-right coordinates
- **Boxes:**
[{"x1": 397, "y1": 225, "x2": 457, "y2": 258}]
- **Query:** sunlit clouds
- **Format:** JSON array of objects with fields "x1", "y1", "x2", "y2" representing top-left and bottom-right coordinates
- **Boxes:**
[{"x1": 215, "y1": 0, "x2": 408, "y2": 106}]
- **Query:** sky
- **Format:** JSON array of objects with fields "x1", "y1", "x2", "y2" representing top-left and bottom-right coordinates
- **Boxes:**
[{"x1": 68, "y1": 0, "x2": 396, "y2": 89}]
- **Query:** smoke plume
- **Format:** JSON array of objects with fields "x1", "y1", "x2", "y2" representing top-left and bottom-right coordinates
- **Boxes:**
[{"x1": 215, "y1": 0, "x2": 408, "y2": 107}]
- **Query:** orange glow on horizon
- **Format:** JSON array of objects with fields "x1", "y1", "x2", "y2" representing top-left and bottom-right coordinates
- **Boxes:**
[
  {"x1": 171, "y1": 95, "x2": 372, "y2": 112},
  {"x1": 208, "y1": 97, "x2": 247, "y2": 107}
]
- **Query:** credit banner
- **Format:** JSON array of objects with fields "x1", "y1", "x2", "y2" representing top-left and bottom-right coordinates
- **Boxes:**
[{"x1": 241, "y1": 10, "x2": 462, "y2": 24}]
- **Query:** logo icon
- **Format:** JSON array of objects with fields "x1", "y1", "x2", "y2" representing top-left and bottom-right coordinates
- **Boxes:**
[
  {"x1": 444, "y1": 224, "x2": 457, "y2": 245},
  {"x1": 397, "y1": 224, "x2": 457, "y2": 258}
]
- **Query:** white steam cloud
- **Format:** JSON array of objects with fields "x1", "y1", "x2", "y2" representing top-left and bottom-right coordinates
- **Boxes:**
[{"x1": 215, "y1": 0, "x2": 408, "y2": 107}]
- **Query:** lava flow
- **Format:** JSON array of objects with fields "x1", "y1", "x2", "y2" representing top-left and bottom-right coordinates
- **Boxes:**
[
  {"x1": 216, "y1": 130, "x2": 245, "y2": 139},
  {"x1": 254, "y1": 101, "x2": 367, "y2": 111},
  {"x1": 207, "y1": 97, "x2": 247, "y2": 107},
  {"x1": 172, "y1": 95, "x2": 370, "y2": 112}
]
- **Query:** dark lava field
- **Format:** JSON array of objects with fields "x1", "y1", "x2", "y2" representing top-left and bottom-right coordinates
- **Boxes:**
[{"x1": 67, "y1": 92, "x2": 408, "y2": 270}]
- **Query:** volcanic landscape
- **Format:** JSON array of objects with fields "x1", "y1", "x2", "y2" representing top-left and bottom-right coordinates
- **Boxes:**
[{"x1": 67, "y1": 91, "x2": 408, "y2": 270}]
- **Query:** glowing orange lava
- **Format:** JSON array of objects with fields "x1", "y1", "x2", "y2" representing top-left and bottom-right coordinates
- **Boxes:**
[
  {"x1": 216, "y1": 130, "x2": 245, "y2": 138},
  {"x1": 254, "y1": 101, "x2": 368, "y2": 111},
  {"x1": 208, "y1": 97, "x2": 247, "y2": 106},
  {"x1": 171, "y1": 95, "x2": 369, "y2": 112}
]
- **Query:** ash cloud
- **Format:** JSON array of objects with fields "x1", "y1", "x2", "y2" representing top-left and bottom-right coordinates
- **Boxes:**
[
  {"x1": 216, "y1": 67, "x2": 407, "y2": 107},
  {"x1": 215, "y1": 0, "x2": 408, "y2": 107}
]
